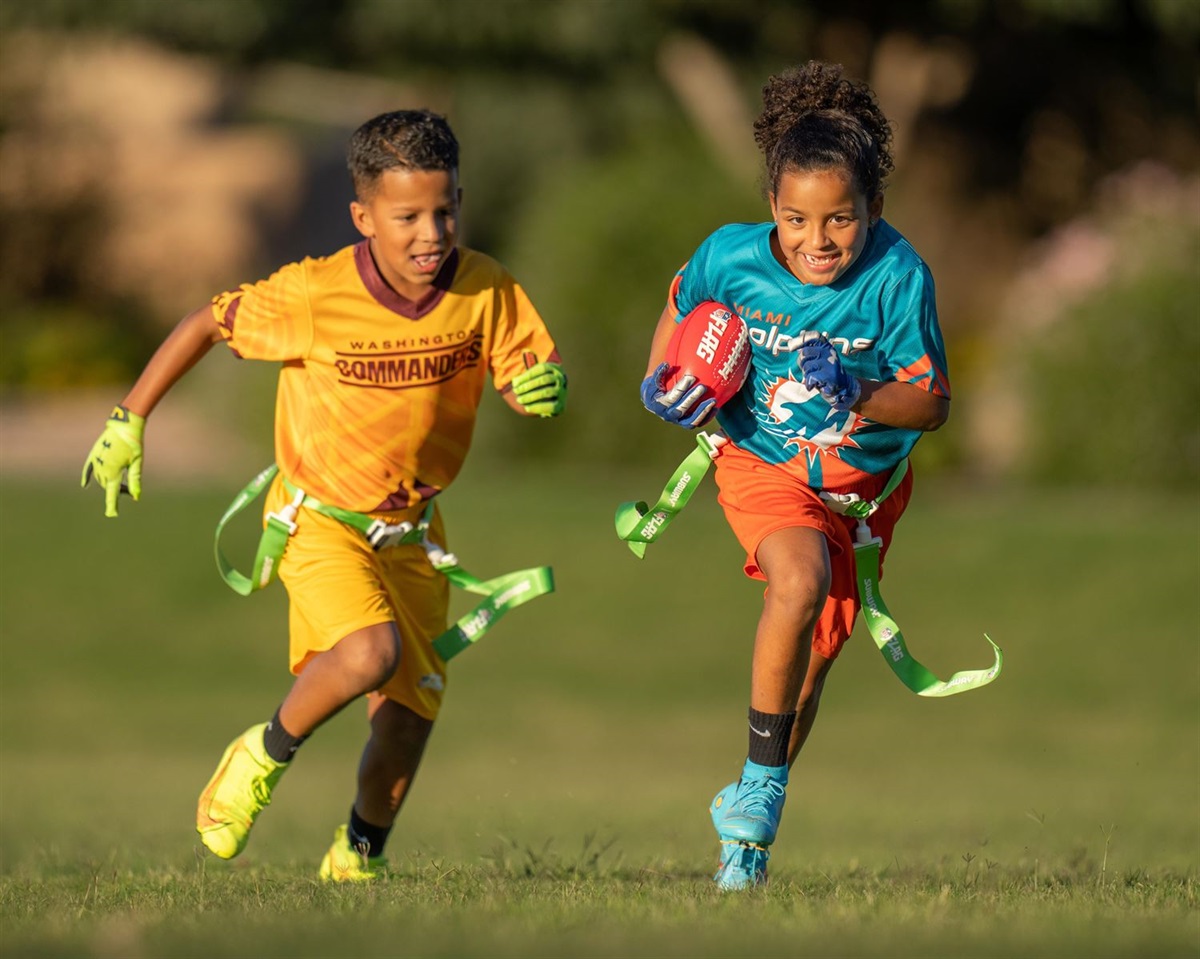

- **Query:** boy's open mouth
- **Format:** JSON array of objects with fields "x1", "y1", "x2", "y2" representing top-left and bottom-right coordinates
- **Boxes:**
[{"x1": 412, "y1": 252, "x2": 443, "y2": 273}]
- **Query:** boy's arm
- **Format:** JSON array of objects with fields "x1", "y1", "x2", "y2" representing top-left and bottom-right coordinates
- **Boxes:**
[
  {"x1": 643, "y1": 304, "x2": 677, "y2": 376},
  {"x1": 123, "y1": 306, "x2": 224, "y2": 416},
  {"x1": 798, "y1": 336, "x2": 949, "y2": 431},
  {"x1": 855, "y1": 379, "x2": 949, "y2": 432},
  {"x1": 81, "y1": 306, "x2": 224, "y2": 516},
  {"x1": 640, "y1": 303, "x2": 715, "y2": 429}
]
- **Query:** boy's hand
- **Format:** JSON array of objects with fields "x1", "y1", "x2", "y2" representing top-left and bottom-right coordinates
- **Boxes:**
[
  {"x1": 798, "y1": 336, "x2": 861, "y2": 412},
  {"x1": 640, "y1": 362, "x2": 716, "y2": 429},
  {"x1": 81, "y1": 405, "x2": 145, "y2": 517},
  {"x1": 511, "y1": 361, "x2": 567, "y2": 417}
]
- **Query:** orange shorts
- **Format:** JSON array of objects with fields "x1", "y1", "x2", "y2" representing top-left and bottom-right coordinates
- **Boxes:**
[
  {"x1": 265, "y1": 474, "x2": 450, "y2": 720},
  {"x1": 713, "y1": 442, "x2": 913, "y2": 660}
]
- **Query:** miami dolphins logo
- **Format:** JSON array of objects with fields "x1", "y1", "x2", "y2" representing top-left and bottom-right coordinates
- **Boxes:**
[{"x1": 758, "y1": 374, "x2": 862, "y2": 470}]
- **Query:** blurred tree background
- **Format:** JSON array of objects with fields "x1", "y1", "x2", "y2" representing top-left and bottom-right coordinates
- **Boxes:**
[{"x1": 0, "y1": 0, "x2": 1196, "y2": 488}]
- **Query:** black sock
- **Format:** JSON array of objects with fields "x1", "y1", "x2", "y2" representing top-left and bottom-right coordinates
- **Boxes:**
[
  {"x1": 348, "y1": 806, "x2": 393, "y2": 859},
  {"x1": 262, "y1": 708, "x2": 307, "y2": 764},
  {"x1": 747, "y1": 708, "x2": 795, "y2": 768}
]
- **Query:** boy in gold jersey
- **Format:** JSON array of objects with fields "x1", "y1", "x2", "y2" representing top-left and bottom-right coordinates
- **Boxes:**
[{"x1": 81, "y1": 110, "x2": 566, "y2": 879}]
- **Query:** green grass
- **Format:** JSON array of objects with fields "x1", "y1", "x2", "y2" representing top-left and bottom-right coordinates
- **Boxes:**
[{"x1": 1, "y1": 465, "x2": 1197, "y2": 957}]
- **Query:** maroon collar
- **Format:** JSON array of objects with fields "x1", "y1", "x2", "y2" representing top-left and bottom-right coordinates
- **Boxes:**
[{"x1": 354, "y1": 241, "x2": 458, "y2": 319}]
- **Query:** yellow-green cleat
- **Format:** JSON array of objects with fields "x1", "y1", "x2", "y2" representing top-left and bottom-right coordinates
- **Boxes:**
[
  {"x1": 319, "y1": 824, "x2": 389, "y2": 882},
  {"x1": 196, "y1": 723, "x2": 287, "y2": 859}
]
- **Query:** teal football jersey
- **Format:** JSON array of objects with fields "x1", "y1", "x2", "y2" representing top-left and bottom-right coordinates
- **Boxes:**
[{"x1": 671, "y1": 220, "x2": 949, "y2": 490}]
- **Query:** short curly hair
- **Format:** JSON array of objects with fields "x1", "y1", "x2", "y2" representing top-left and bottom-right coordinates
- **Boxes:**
[
  {"x1": 347, "y1": 109, "x2": 459, "y2": 199},
  {"x1": 753, "y1": 61, "x2": 894, "y2": 200}
]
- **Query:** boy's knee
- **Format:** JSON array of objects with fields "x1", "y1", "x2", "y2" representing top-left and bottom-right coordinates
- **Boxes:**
[
  {"x1": 765, "y1": 566, "x2": 830, "y2": 618},
  {"x1": 337, "y1": 624, "x2": 402, "y2": 688}
]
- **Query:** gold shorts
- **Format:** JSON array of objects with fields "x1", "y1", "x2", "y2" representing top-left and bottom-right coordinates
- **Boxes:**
[{"x1": 264, "y1": 474, "x2": 450, "y2": 720}]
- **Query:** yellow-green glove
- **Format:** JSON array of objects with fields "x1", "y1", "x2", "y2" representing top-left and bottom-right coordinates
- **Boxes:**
[
  {"x1": 81, "y1": 405, "x2": 145, "y2": 517},
  {"x1": 511, "y1": 361, "x2": 567, "y2": 418}
]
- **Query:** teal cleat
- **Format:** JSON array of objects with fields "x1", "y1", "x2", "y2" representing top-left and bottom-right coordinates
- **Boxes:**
[
  {"x1": 709, "y1": 781, "x2": 738, "y2": 834},
  {"x1": 713, "y1": 839, "x2": 770, "y2": 891},
  {"x1": 710, "y1": 760, "x2": 788, "y2": 846}
]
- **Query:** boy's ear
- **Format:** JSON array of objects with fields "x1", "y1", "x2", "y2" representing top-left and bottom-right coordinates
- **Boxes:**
[
  {"x1": 869, "y1": 193, "x2": 884, "y2": 223},
  {"x1": 350, "y1": 200, "x2": 374, "y2": 239}
]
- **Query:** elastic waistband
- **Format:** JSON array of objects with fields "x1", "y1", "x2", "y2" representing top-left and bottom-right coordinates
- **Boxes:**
[{"x1": 720, "y1": 441, "x2": 906, "y2": 499}]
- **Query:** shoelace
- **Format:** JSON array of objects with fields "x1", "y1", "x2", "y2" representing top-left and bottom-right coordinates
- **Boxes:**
[
  {"x1": 736, "y1": 777, "x2": 785, "y2": 818},
  {"x1": 249, "y1": 765, "x2": 276, "y2": 804},
  {"x1": 735, "y1": 844, "x2": 768, "y2": 866}
]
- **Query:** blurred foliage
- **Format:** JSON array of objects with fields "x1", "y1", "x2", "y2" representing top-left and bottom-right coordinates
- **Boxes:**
[
  {"x1": 1, "y1": 0, "x2": 1197, "y2": 489},
  {"x1": 6, "y1": 0, "x2": 1198, "y2": 59},
  {"x1": 0, "y1": 177, "x2": 167, "y2": 390},
  {"x1": 0, "y1": 300, "x2": 158, "y2": 390},
  {"x1": 478, "y1": 97, "x2": 763, "y2": 469},
  {"x1": 1024, "y1": 213, "x2": 1200, "y2": 491}
]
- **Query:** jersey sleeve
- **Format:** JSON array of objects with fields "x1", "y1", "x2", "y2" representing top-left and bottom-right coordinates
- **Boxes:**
[
  {"x1": 210, "y1": 260, "x2": 314, "y2": 362},
  {"x1": 874, "y1": 264, "x2": 951, "y2": 399},
  {"x1": 489, "y1": 274, "x2": 560, "y2": 392},
  {"x1": 668, "y1": 232, "x2": 719, "y2": 321}
]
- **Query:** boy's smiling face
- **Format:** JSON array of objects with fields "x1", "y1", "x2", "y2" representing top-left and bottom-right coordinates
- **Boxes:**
[
  {"x1": 769, "y1": 167, "x2": 882, "y2": 287},
  {"x1": 351, "y1": 168, "x2": 461, "y2": 300}
]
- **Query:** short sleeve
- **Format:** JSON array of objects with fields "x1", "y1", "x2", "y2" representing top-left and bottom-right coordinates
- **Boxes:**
[
  {"x1": 669, "y1": 233, "x2": 718, "y2": 322},
  {"x1": 489, "y1": 275, "x2": 560, "y2": 392},
  {"x1": 210, "y1": 260, "x2": 314, "y2": 362},
  {"x1": 874, "y1": 265, "x2": 951, "y2": 399}
]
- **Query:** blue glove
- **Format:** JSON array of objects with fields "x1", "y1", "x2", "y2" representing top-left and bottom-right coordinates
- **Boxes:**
[
  {"x1": 640, "y1": 362, "x2": 716, "y2": 429},
  {"x1": 797, "y1": 336, "x2": 861, "y2": 412}
]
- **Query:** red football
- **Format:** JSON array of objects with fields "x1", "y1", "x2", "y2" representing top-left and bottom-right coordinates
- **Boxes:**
[{"x1": 663, "y1": 300, "x2": 751, "y2": 408}]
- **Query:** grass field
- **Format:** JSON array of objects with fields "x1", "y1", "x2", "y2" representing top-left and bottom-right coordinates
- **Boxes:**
[{"x1": 1, "y1": 463, "x2": 1197, "y2": 958}]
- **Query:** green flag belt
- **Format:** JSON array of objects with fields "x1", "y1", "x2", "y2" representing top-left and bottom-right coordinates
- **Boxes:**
[
  {"x1": 614, "y1": 436, "x2": 1002, "y2": 697},
  {"x1": 613, "y1": 432, "x2": 725, "y2": 558},
  {"x1": 215, "y1": 465, "x2": 554, "y2": 661}
]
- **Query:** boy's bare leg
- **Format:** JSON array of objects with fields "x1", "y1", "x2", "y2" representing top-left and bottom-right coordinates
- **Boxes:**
[
  {"x1": 316, "y1": 691, "x2": 434, "y2": 883},
  {"x1": 750, "y1": 526, "x2": 831, "y2": 713},
  {"x1": 357, "y1": 694, "x2": 434, "y2": 826},
  {"x1": 750, "y1": 527, "x2": 838, "y2": 764},
  {"x1": 278, "y1": 622, "x2": 403, "y2": 736},
  {"x1": 712, "y1": 526, "x2": 831, "y2": 890},
  {"x1": 316, "y1": 695, "x2": 432, "y2": 880},
  {"x1": 788, "y1": 651, "x2": 835, "y2": 765},
  {"x1": 198, "y1": 621, "x2": 403, "y2": 860}
]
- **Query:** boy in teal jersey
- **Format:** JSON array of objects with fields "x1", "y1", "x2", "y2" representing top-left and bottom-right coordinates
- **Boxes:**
[
  {"x1": 640, "y1": 61, "x2": 951, "y2": 890},
  {"x1": 669, "y1": 216, "x2": 947, "y2": 487}
]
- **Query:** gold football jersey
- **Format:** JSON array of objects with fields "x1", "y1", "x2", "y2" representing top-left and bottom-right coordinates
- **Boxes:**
[{"x1": 212, "y1": 242, "x2": 559, "y2": 511}]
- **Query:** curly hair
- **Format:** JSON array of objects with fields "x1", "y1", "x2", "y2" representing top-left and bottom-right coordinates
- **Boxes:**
[
  {"x1": 752, "y1": 61, "x2": 894, "y2": 200},
  {"x1": 347, "y1": 109, "x2": 459, "y2": 199}
]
